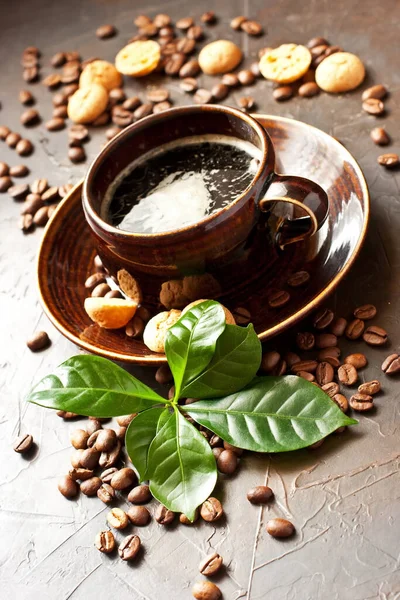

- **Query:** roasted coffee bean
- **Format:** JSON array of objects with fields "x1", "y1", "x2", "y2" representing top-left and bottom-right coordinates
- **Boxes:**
[
  {"x1": 161, "y1": 41, "x2": 178, "y2": 56},
  {"x1": 316, "y1": 362, "x2": 334, "y2": 385},
  {"x1": 0, "y1": 125, "x2": 11, "y2": 139},
  {"x1": 31, "y1": 177, "x2": 48, "y2": 194},
  {"x1": 70, "y1": 429, "x2": 89, "y2": 449},
  {"x1": 313, "y1": 308, "x2": 334, "y2": 330},
  {"x1": 43, "y1": 73, "x2": 62, "y2": 89},
  {"x1": 272, "y1": 358, "x2": 287, "y2": 376},
  {"x1": 287, "y1": 270, "x2": 310, "y2": 287},
  {"x1": 176, "y1": 17, "x2": 194, "y2": 30},
  {"x1": 121, "y1": 97, "x2": 141, "y2": 113},
  {"x1": 307, "y1": 37, "x2": 329, "y2": 49},
  {"x1": 378, "y1": 153, "x2": 399, "y2": 168},
  {"x1": 338, "y1": 363, "x2": 358, "y2": 386},
  {"x1": 97, "y1": 483, "x2": 115, "y2": 503},
  {"x1": 332, "y1": 393, "x2": 349, "y2": 413},
  {"x1": 58, "y1": 475, "x2": 79, "y2": 498},
  {"x1": 329, "y1": 317, "x2": 347, "y2": 337},
  {"x1": 10, "y1": 164, "x2": 29, "y2": 178},
  {"x1": 134, "y1": 14, "x2": 152, "y2": 27},
  {"x1": 63, "y1": 83, "x2": 79, "y2": 97},
  {"x1": 9, "y1": 183, "x2": 30, "y2": 200},
  {"x1": 119, "y1": 534, "x2": 141, "y2": 561},
  {"x1": 200, "y1": 497, "x2": 223, "y2": 522},
  {"x1": 51, "y1": 51, "x2": 66, "y2": 67},
  {"x1": 65, "y1": 51, "x2": 80, "y2": 61},
  {"x1": 174, "y1": 39, "x2": 195, "y2": 57},
  {"x1": 109, "y1": 88, "x2": 126, "y2": 106},
  {"x1": 321, "y1": 382, "x2": 340, "y2": 398},
  {"x1": 382, "y1": 354, "x2": 400, "y2": 374},
  {"x1": 146, "y1": 87, "x2": 170, "y2": 103},
  {"x1": 85, "y1": 272, "x2": 106, "y2": 289},
  {"x1": 13, "y1": 433, "x2": 34, "y2": 453},
  {"x1": 23, "y1": 66, "x2": 39, "y2": 82},
  {"x1": 187, "y1": 25, "x2": 204, "y2": 40},
  {"x1": 309, "y1": 438, "x2": 325, "y2": 449},
  {"x1": 106, "y1": 125, "x2": 122, "y2": 140},
  {"x1": 19, "y1": 90, "x2": 35, "y2": 105},
  {"x1": 180, "y1": 77, "x2": 198, "y2": 93},
  {"x1": 41, "y1": 186, "x2": 59, "y2": 202},
  {"x1": 359, "y1": 380, "x2": 381, "y2": 395},
  {"x1": 20, "y1": 214, "x2": 34, "y2": 231},
  {"x1": 212, "y1": 447, "x2": 223, "y2": 460},
  {"x1": 273, "y1": 86, "x2": 293, "y2": 101},
  {"x1": 68, "y1": 467, "x2": 94, "y2": 481},
  {"x1": 128, "y1": 484, "x2": 152, "y2": 504},
  {"x1": 292, "y1": 360, "x2": 318, "y2": 374},
  {"x1": 165, "y1": 52, "x2": 186, "y2": 75},
  {"x1": 344, "y1": 353, "x2": 367, "y2": 369},
  {"x1": 80, "y1": 447, "x2": 101, "y2": 469},
  {"x1": 58, "y1": 411, "x2": 79, "y2": 421},
  {"x1": 241, "y1": 20, "x2": 263, "y2": 35},
  {"x1": 6, "y1": 132, "x2": 22, "y2": 147},
  {"x1": 266, "y1": 518, "x2": 295, "y2": 538},
  {"x1": 192, "y1": 581, "x2": 222, "y2": 600},
  {"x1": 21, "y1": 195, "x2": 42, "y2": 215},
  {"x1": 124, "y1": 314, "x2": 144, "y2": 337},
  {"x1": 349, "y1": 393, "x2": 374, "y2": 412},
  {"x1": 260, "y1": 351, "x2": 281, "y2": 373},
  {"x1": 315, "y1": 333, "x2": 337, "y2": 348},
  {"x1": 298, "y1": 82, "x2": 320, "y2": 97},
  {"x1": 217, "y1": 449, "x2": 238, "y2": 475},
  {"x1": 310, "y1": 44, "x2": 329, "y2": 58},
  {"x1": 69, "y1": 124, "x2": 88, "y2": 142},
  {"x1": 16, "y1": 139, "x2": 33, "y2": 156},
  {"x1": 0, "y1": 176, "x2": 12, "y2": 192},
  {"x1": 110, "y1": 467, "x2": 137, "y2": 490},
  {"x1": 80, "y1": 476, "x2": 102, "y2": 496},
  {"x1": 237, "y1": 96, "x2": 255, "y2": 110},
  {"x1": 179, "y1": 59, "x2": 200, "y2": 78},
  {"x1": 209, "y1": 435, "x2": 222, "y2": 449},
  {"x1": 107, "y1": 507, "x2": 129, "y2": 529},
  {"x1": 199, "y1": 552, "x2": 223, "y2": 576},
  {"x1": 112, "y1": 106, "x2": 132, "y2": 127},
  {"x1": 116, "y1": 414, "x2": 136, "y2": 427},
  {"x1": 52, "y1": 92, "x2": 68, "y2": 107},
  {"x1": 296, "y1": 332, "x2": 315, "y2": 351},
  {"x1": 194, "y1": 88, "x2": 213, "y2": 104},
  {"x1": 370, "y1": 127, "x2": 390, "y2": 146},
  {"x1": 284, "y1": 352, "x2": 301, "y2": 368},
  {"x1": 362, "y1": 84, "x2": 388, "y2": 101},
  {"x1": 249, "y1": 62, "x2": 260, "y2": 78},
  {"x1": 99, "y1": 439, "x2": 121, "y2": 468},
  {"x1": 95, "y1": 530, "x2": 115, "y2": 554},
  {"x1": 268, "y1": 290, "x2": 290, "y2": 308},
  {"x1": 230, "y1": 15, "x2": 247, "y2": 29},
  {"x1": 238, "y1": 70, "x2": 255, "y2": 86},
  {"x1": 0, "y1": 162, "x2": 9, "y2": 177},
  {"x1": 345, "y1": 319, "x2": 365, "y2": 340},
  {"x1": 222, "y1": 72, "x2": 240, "y2": 87},
  {"x1": 353, "y1": 304, "x2": 377, "y2": 320},
  {"x1": 133, "y1": 103, "x2": 153, "y2": 120},
  {"x1": 247, "y1": 485, "x2": 274, "y2": 504},
  {"x1": 68, "y1": 146, "x2": 86, "y2": 163},
  {"x1": 127, "y1": 505, "x2": 151, "y2": 526},
  {"x1": 45, "y1": 117, "x2": 65, "y2": 131},
  {"x1": 155, "y1": 364, "x2": 173, "y2": 384},
  {"x1": 362, "y1": 98, "x2": 385, "y2": 116},
  {"x1": 298, "y1": 371, "x2": 315, "y2": 382},
  {"x1": 100, "y1": 467, "x2": 118, "y2": 483},
  {"x1": 201, "y1": 11, "x2": 216, "y2": 23},
  {"x1": 155, "y1": 504, "x2": 175, "y2": 524},
  {"x1": 70, "y1": 449, "x2": 84, "y2": 467},
  {"x1": 27, "y1": 330, "x2": 50, "y2": 351},
  {"x1": 96, "y1": 24, "x2": 117, "y2": 39},
  {"x1": 363, "y1": 325, "x2": 388, "y2": 346},
  {"x1": 232, "y1": 306, "x2": 251, "y2": 325},
  {"x1": 91, "y1": 282, "x2": 111, "y2": 297},
  {"x1": 153, "y1": 13, "x2": 172, "y2": 27}
]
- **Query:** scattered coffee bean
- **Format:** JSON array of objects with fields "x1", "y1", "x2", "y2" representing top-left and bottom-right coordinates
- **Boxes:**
[
  {"x1": 321, "y1": 382, "x2": 340, "y2": 398},
  {"x1": 217, "y1": 449, "x2": 238, "y2": 475},
  {"x1": 287, "y1": 270, "x2": 310, "y2": 287},
  {"x1": 51, "y1": 52, "x2": 66, "y2": 67},
  {"x1": 80, "y1": 476, "x2": 102, "y2": 496},
  {"x1": 119, "y1": 534, "x2": 141, "y2": 561},
  {"x1": 316, "y1": 362, "x2": 334, "y2": 385},
  {"x1": 194, "y1": 88, "x2": 213, "y2": 104},
  {"x1": 192, "y1": 581, "x2": 222, "y2": 600},
  {"x1": 187, "y1": 25, "x2": 204, "y2": 41},
  {"x1": 100, "y1": 467, "x2": 118, "y2": 483},
  {"x1": 106, "y1": 125, "x2": 122, "y2": 140},
  {"x1": 266, "y1": 518, "x2": 295, "y2": 538},
  {"x1": 23, "y1": 66, "x2": 39, "y2": 82},
  {"x1": 362, "y1": 98, "x2": 385, "y2": 116},
  {"x1": 317, "y1": 347, "x2": 341, "y2": 367},
  {"x1": 296, "y1": 332, "x2": 315, "y2": 351},
  {"x1": 41, "y1": 186, "x2": 59, "y2": 202},
  {"x1": 91, "y1": 282, "x2": 111, "y2": 297},
  {"x1": 292, "y1": 360, "x2": 318, "y2": 374},
  {"x1": 284, "y1": 352, "x2": 301, "y2": 368},
  {"x1": 20, "y1": 214, "x2": 34, "y2": 232},
  {"x1": 58, "y1": 475, "x2": 79, "y2": 499},
  {"x1": 313, "y1": 308, "x2": 334, "y2": 330},
  {"x1": 95, "y1": 530, "x2": 115, "y2": 554},
  {"x1": 21, "y1": 194, "x2": 43, "y2": 215},
  {"x1": 358, "y1": 380, "x2": 381, "y2": 395},
  {"x1": 261, "y1": 351, "x2": 281, "y2": 373},
  {"x1": 298, "y1": 371, "x2": 315, "y2": 382},
  {"x1": 43, "y1": 73, "x2": 62, "y2": 89},
  {"x1": 16, "y1": 139, "x2": 34, "y2": 156},
  {"x1": 211, "y1": 82, "x2": 229, "y2": 101},
  {"x1": 180, "y1": 77, "x2": 198, "y2": 92},
  {"x1": 179, "y1": 59, "x2": 200, "y2": 79},
  {"x1": 381, "y1": 353, "x2": 400, "y2": 374},
  {"x1": 99, "y1": 440, "x2": 121, "y2": 468},
  {"x1": 0, "y1": 162, "x2": 9, "y2": 177},
  {"x1": 222, "y1": 73, "x2": 240, "y2": 87},
  {"x1": 0, "y1": 176, "x2": 12, "y2": 192},
  {"x1": 230, "y1": 15, "x2": 247, "y2": 30},
  {"x1": 362, "y1": 84, "x2": 388, "y2": 101},
  {"x1": 93, "y1": 111, "x2": 110, "y2": 126},
  {"x1": 268, "y1": 290, "x2": 290, "y2": 308},
  {"x1": 9, "y1": 164, "x2": 29, "y2": 178},
  {"x1": 329, "y1": 317, "x2": 347, "y2": 337},
  {"x1": 80, "y1": 447, "x2": 101, "y2": 469},
  {"x1": 299, "y1": 82, "x2": 320, "y2": 97},
  {"x1": 201, "y1": 11, "x2": 216, "y2": 24},
  {"x1": 128, "y1": 484, "x2": 152, "y2": 504},
  {"x1": 345, "y1": 318, "x2": 365, "y2": 340},
  {"x1": 26, "y1": 330, "x2": 50, "y2": 351},
  {"x1": 110, "y1": 467, "x2": 136, "y2": 490},
  {"x1": 241, "y1": 19, "x2": 263, "y2": 35},
  {"x1": 377, "y1": 153, "x2": 399, "y2": 168},
  {"x1": 68, "y1": 468, "x2": 94, "y2": 481},
  {"x1": 30, "y1": 177, "x2": 48, "y2": 194},
  {"x1": 176, "y1": 37, "x2": 196, "y2": 55},
  {"x1": 70, "y1": 429, "x2": 89, "y2": 449},
  {"x1": 200, "y1": 497, "x2": 223, "y2": 522},
  {"x1": 20, "y1": 108, "x2": 40, "y2": 126},
  {"x1": 107, "y1": 507, "x2": 129, "y2": 529},
  {"x1": 154, "y1": 13, "x2": 172, "y2": 27},
  {"x1": 127, "y1": 505, "x2": 151, "y2": 526},
  {"x1": 155, "y1": 364, "x2": 173, "y2": 384},
  {"x1": 96, "y1": 24, "x2": 117, "y2": 39},
  {"x1": 13, "y1": 433, "x2": 34, "y2": 453},
  {"x1": 238, "y1": 69, "x2": 255, "y2": 86},
  {"x1": 338, "y1": 363, "x2": 358, "y2": 386},
  {"x1": 349, "y1": 393, "x2": 374, "y2": 412},
  {"x1": 273, "y1": 86, "x2": 293, "y2": 101},
  {"x1": 247, "y1": 485, "x2": 274, "y2": 504},
  {"x1": 133, "y1": 103, "x2": 153, "y2": 120},
  {"x1": 19, "y1": 89, "x2": 35, "y2": 105},
  {"x1": 176, "y1": 16, "x2": 194, "y2": 30},
  {"x1": 363, "y1": 325, "x2": 388, "y2": 346},
  {"x1": 353, "y1": 304, "x2": 377, "y2": 320},
  {"x1": 307, "y1": 37, "x2": 329, "y2": 49},
  {"x1": 6, "y1": 132, "x2": 22, "y2": 147},
  {"x1": 237, "y1": 96, "x2": 255, "y2": 110},
  {"x1": 97, "y1": 482, "x2": 115, "y2": 503},
  {"x1": 85, "y1": 272, "x2": 106, "y2": 289},
  {"x1": 45, "y1": 117, "x2": 65, "y2": 131},
  {"x1": 59, "y1": 411, "x2": 79, "y2": 421},
  {"x1": 332, "y1": 393, "x2": 349, "y2": 413},
  {"x1": 155, "y1": 504, "x2": 175, "y2": 524},
  {"x1": 68, "y1": 146, "x2": 86, "y2": 163},
  {"x1": 146, "y1": 87, "x2": 170, "y2": 103},
  {"x1": 231, "y1": 306, "x2": 251, "y2": 325},
  {"x1": 0, "y1": 125, "x2": 11, "y2": 140},
  {"x1": 370, "y1": 127, "x2": 390, "y2": 146},
  {"x1": 134, "y1": 14, "x2": 152, "y2": 27},
  {"x1": 199, "y1": 552, "x2": 223, "y2": 576},
  {"x1": 344, "y1": 353, "x2": 368, "y2": 369},
  {"x1": 95, "y1": 429, "x2": 117, "y2": 452},
  {"x1": 87, "y1": 430, "x2": 101, "y2": 447},
  {"x1": 70, "y1": 449, "x2": 84, "y2": 468},
  {"x1": 315, "y1": 333, "x2": 337, "y2": 348}
]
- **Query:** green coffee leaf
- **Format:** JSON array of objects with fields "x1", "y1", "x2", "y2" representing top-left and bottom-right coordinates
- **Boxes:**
[
  {"x1": 181, "y1": 324, "x2": 261, "y2": 399},
  {"x1": 27, "y1": 355, "x2": 167, "y2": 417},
  {"x1": 183, "y1": 376, "x2": 357, "y2": 452},
  {"x1": 147, "y1": 408, "x2": 217, "y2": 520},
  {"x1": 165, "y1": 300, "x2": 226, "y2": 399},
  {"x1": 126, "y1": 407, "x2": 167, "y2": 481}
]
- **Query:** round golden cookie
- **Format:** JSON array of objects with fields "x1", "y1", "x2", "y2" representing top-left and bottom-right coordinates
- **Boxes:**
[
  {"x1": 315, "y1": 52, "x2": 365, "y2": 93},
  {"x1": 115, "y1": 41, "x2": 161, "y2": 77},
  {"x1": 143, "y1": 310, "x2": 182, "y2": 353},
  {"x1": 259, "y1": 43, "x2": 312, "y2": 84},
  {"x1": 182, "y1": 299, "x2": 236, "y2": 324},
  {"x1": 80, "y1": 60, "x2": 122, "y2": 91},
  {"x1": 68, "y1": 83, "x2": 109, "y2": 124},
  {"x1": 198, "y1": 40, "x2": 243, "y2": 75}
]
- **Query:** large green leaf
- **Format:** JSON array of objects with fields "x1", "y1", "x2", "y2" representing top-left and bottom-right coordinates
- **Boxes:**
[
  {"x1": 183, "y1": 376, "x2": 357, "y2": 452},
  {"x1": 126, "y1": 407, "x2": 167, "y2": 481},
  {"x1": 147, "y1": 408, "x2": 217, "y2": 520},
  {"x1": 165, "y1": 301, "x2": 226, "y2": 399},
  {"x1": 27, "y1": 355, "x2": 167, "y2": 417},
  {"x1": 181, "y1": 324, "x2": 261, "y2": 399}
]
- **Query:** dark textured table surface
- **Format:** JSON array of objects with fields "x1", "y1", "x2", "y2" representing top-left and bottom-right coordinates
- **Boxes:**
[{"x1": 1, "y1": 1, "x2": 400, "y2": 598}]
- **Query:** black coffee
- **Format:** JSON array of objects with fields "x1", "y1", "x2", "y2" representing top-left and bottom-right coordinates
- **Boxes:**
[{"x1": 103, "y1": 135, "x2": 260, "y2": 234}]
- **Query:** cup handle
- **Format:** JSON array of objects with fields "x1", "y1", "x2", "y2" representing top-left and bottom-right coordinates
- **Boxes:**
[{"x1": 259, "y1": 173, "x2": 329, "y2": 249}]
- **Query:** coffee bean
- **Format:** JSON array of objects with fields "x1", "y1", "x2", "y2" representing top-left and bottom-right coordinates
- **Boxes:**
[
  {"x1": 6, "y1": 132, "x2": 22, "y2": 147},
  {"x1": 378, "y1": 153, "x2": 399, "y2": 168},
  {"x1": 238, "y1": 70, "x2": 255, "y2": 86},
  {"x1": 70, "y1": 449, "x2": 83, "y2": 469},
  {"x1": 212, "y1": 447, "x2": 223, "y2": 460},
  {"x1": 192, "y1": 581, "x2": 221, "y2": 600},
  {"x1": 9, "y1": 164, "x2": 29, "y2": 178},
  {"x1": 241, "y1": 20, "x2": 263, "y2": 35},
  {"x1": 363, "y1": 325, "x2": 388, "y2": 346},
  {"x1": 349, "y1": 393, "x2": 374, "y2": 412},
  {"x1": 85, "y1": 272, "x2": 106, "y2": 289},
  {"x1": 359, "y1": 380, "x2": 381, "y2": 395},
  {"x1": 41, "y1": 186, "x2": 59, "y2": 202},
  {"x1": 382, "y1": 353, "x2": 400, "y2": 374},
  {"x1": 13, "y1": 433, "x2": 34, "y2": 453},
  {"x1": 316, "y1": 362, "x2": 334, "y2": 385},
  {"x1": 21, "y1": 195, "x2": 42, "y2": 216},
  {"x1": 9, "y1": 183, "x2": 30, "y2": 200},
  {"x1": 110, "y1": 467, "x2": 137, "y2": 490},
  {"x1": 201, "y1": 10, "x2": 216, "y2": 23},
  {"x1": 310, "y1": 44, "x2": 329, "y2": 59},
  {"x1": 370, "y1": 127, "x2": 390, "y2": 146},
  {"x1": 307, "y1": 36, "x2": 329, "y2": 48},
  {"x1": 87, "y1": 430, "x2": 101, "y2": 448},
  {"x1": 161, "y1": 41, "x2": 178, "y2": 56},
  {"x1": 179, "y1": 59, "x2": 200, "y2": 79},
  {"x1": 23, "y1": 66, "x2": 39, "y2": 82},
  {"x1": 266, "y1": 518, "x2": 295, "y2": 538},
  {"x1": 313, "y1": 308, "x2": 334, "y2": 330},
  {"x1": 68, "y1": 125, "x2": 89, "y2": 144},
  {"x1": 27, "y1": 330, "x2": 50, "y2": 351},
  {"x1": 155, "y1": 504, "x2": 175, "y2": 524},
  {"x1": 217, "y1": 449, "x2": 238, "y2": 475},
  {"x1": 180, "y1": 77, "x2": 198, "y2": 93},
  {"x1": 127, "y1": 505, "x2": 151, "y2": 526},
  {"x1": 99, "y1": 439, "x2": 121, "y2": 468},
  {"x1": 338, "y1": 363, "x2": 358, "y2": 386},
  {"x1": 222, "y1": 73, "x2": 240, "y2": 87},
  {"x1": 187, "y1": 25, "x2": 204, "y2": 41},
  {"x1": 133, "y1": 103, "x2": 153, "y2": 120},
  {"x1": 97, "y1": 482, "x2": 115, "y2": 503},
  {"x1": 45, "y1": 117, "x2": 65, "y2": 131},
  {"x1": 297, "y1": 371, "x2": 315, "y2": 382},
  {"x1": 20, "y1": 214, "x2": 34, "y2": 231},
  {"x1": 52, "y1": 92, "x2": 68, "y2": 107},
  {"x1": 117, "y1": 415, "x2": 137, "y2": 430},
  {"x1": 58, "y1": 411, "x2": 78, "y2": 421},
  {"x1": 315, "y1": 333, "x2": 337, "y2": 348},
  {"x1": 43, "y1": 73, "x2": 62, "y2": 89},
  {"x1": 16, "y1": 139, "x2": 33, "y2": 156},
  {"x1": 260, "y1": 351, "x2": 281, "y2": 373},
  {"x1": 51, "y1": 52, "x2": 66, "y2": 67},
  {"x1": 286, "y1": 271, "x2": 310, "y2": 290},
  {"x1": 353, "y1": 304, "x2": 377, "y2": 320},
  {"x1": 154, "y1": 13, "x2": 172, "y2": 28},
  {"x1": 68, "y1": 467, "x2": 94, "y2": 482},
  {"x1": 91, "y1": 282, "x2": 111, "y2": 297},
  {"x1": 111, "y1": 106, "x2": 132, "y2": 127},
  {"x1": 146, "y1": 88, "x2": 169, "y2": 103},
  {"x1": 128, "y1": 484, "x2": 152, "y2": 504},
  {"x1": 176, "y1": 17, "x2": 194, "y2": 30},
  {"x1": 68, "y1": 146, "x2": 86, "y2": 163},
  {"x1": 30, "y1": 178, "x2": 48, "y2": 195},
  {"x1": 284, "y1": 352, "x2": 301, "y2": 368},
  {"x1": 100, "y1": 467, "x2": 117, "y2": 483},
  {"x1": 199, "y1": 552, "x2": 223, "y2": 577},
  {"x1": 58, "y1": 475, "x2": 79, "y2": 498},
  {"x1": 331, "y1": 393, "x2": 348, "y2": 413},
  {"x1": 362, "y1": 98, "x2": 385, "y2": 116},
  {"x1": 194, "y1": 88, "x2": 213, "y2": 104},
  {"x1": 296, "y1": 332, "x2": 315, "y2": 351},
  {"x1": 237, "y1": 96, "x2": 255, "y2": 110},
  {"x1": 268, "y1": 290, "x2": 290, "y2": 308},
  {"x1": 70, "y1": 429, "x2": 89, "y2": 449},
  {"x1": 272, "y1": 358, "x2": 287, "y2": 376},
  {"x1": 165, "y1": 52, "x2": 186, "y2": 75},
  {"x1": 200, "y1": 497, "x2": 223, "y2": 522},
  {"x1": 80, "y1": 476, "x2": 102, "y2": 496},
  {"x1": 19, "y1": 90, "x2": 35, "y2": 105},
  {"x1": 0, "y1": 176, "x2": 12, "y2": 192},
  {"x1": 106, "y1": 126, "x2": 122, "y2": 140},
  {"x1": 329, "y1": 317, "x2": 347, "y2": 337},
  {"x1": 155, "y1": 364, "x2": 173, "y2": 384},
  {"x1": 345, "y1": 319, "x2": 365, "y2": 340},
  {"x1": 273, "y1": 86, "x2": 293, "y2": 101},
  {"x1": 0, "y1": 162, "x2": 9, "y2": 177},
  {"x1": 96, "y1": 24, "x2": 116, "y2": 39},
  {"x1": 150, "y1": 101, "x2": 173, "y2": 114},
  {"x1": 344, "y1": 353, "x2": 367, "y2": 369},
  {"x1": 80, "y1": 447, "x2": 100, "y2": 469},
  {"x1": 95, "y1": 530, "x2": 115, "y2": 554},
  {"x1": 134, "y1": 14, "x2": 152, "y2": 27},
  {"x1": 0, "y1": 125, "x2": 11, "y2": 140},
  {"x1": 119, "y1": 534, "x2": 141, "y2": 561},
  {"x1": 298, "y1": 82, "x2": 320, "y2": 97},
  {"x1": 321, "y1": 382, "x2": 340, "y2": 398},
  {"x1": 292, "y1": 360, "x2": 318, "y2": 374},
  {"x1": 107, "y1": 507, "x2": 129, "y2": 529},
  {"x1": 362, "y1": 84, "x2": 388, "y2": 101},
  {"x1": 229, "y1": 307, "x2": 251, "y2": 326},
  {"x1": 247, "y1": 485, "x2": 274, "y2": 504},
  {"x1": 230, "y1": 15, "x2": 247, "y2": 29}
]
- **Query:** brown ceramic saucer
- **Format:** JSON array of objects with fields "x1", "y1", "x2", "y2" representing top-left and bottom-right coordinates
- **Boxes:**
[{"x1": 37, "y1": 114, "x2": 369, "y2": 365}]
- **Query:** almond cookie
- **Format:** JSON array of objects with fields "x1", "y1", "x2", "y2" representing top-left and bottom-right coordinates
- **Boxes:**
[
  {"x1": 259, "y1": 44, "x2": 312, "y2": 84},
  {"x1": 117, "y1": 269, "x2": 143, "y2": 305},
  {"x1": 198, "y1": 40, "x2": 243, "y2": 75},
  {"x1": 143, "y1": 310, "x2": 182, "y2": 353},
  {"x1": 68, "y1": 83, "x2": 109, "y2": 124},
  {"x1": 115, "y1": 41, "x2": 161, "y2": 77},
  {"x1": 315, "y1": 52, "x2": 365, "y2": 93},
  {"x1": 80, "y1": 60, "x2": 122, "y2": 91},
  {"x1": 182, "y1": 299, "x2": 236, "y2": 324},
  {"x1": 84, "y1": 297, "x2": 137, "y2": 329}
]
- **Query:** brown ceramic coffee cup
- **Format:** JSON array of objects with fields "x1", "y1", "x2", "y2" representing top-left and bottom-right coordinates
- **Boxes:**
[{"x1": 83, "y1": 105, "x2": 328, "y2": 304}]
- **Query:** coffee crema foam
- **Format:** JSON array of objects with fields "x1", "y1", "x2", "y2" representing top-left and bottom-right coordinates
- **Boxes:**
[{"x1": 102, "y1": 134, "x2": 262, "y2": 234}]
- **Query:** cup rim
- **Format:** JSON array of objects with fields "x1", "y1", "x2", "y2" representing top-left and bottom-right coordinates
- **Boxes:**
[{"x1": 83, "y1": 104, "x2": 271, "y2": 239}]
